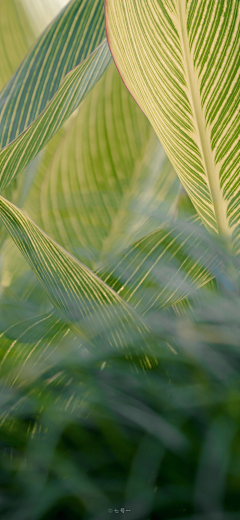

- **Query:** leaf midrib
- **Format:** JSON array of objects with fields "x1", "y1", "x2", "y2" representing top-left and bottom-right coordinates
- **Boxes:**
[{"x1": 178, "y1": 1, "x2": 230, "y2": 239}]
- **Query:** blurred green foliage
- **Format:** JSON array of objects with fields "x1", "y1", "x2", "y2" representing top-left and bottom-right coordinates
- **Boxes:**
[{"x1": 0, "y1": 226, "x2": 239, "y2": 519}]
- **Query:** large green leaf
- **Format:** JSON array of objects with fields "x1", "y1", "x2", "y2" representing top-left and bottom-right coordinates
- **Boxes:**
[
  {"x1": 24, "y1": 63, "x2": 181, "y2": 269},
  {"x1": 0, "y1": 41, "x2": 111, "y2": 193},
  {"x1": 0, "y1": 196, "x2": 152, "y2": 364},
  {"x1": 0, "y1": 0, "x2": 36, "y2": 91},
  {"x1": 0, "y1": 0, "x2": 106, "y2": 149},
  {"x1": 105, "y1": 0, "x2": 240, "y2": 251}
]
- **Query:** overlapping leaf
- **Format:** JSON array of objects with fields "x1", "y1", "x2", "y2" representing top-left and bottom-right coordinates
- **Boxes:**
[
  {"x1": 0, "y1": 0, "x2": 107, "y2": 149},
  {"x1": 105, "y1": 0, "x2": 240, "y2": 251},
  {"x1": 0, "y1": 0, "x2": 225, "y2": 367},
  {"x1": 0, "y1": 191, "x2": 219, "y2": 354},
  {"x1": 0, "y1": 0, "x2": 99, "y2": 230},
  {"x1": 0, "y1": 1, "x2": 111, "y2": 323},
  {"x1": 0, "y1": 196, "x2": 153, "y2": 367},
  {"x1": 24, "y1": 63, "x2": 181, "y2": 269},
  {"x1": 0, "y1": 41, "x2": 111, "y2": 192}
]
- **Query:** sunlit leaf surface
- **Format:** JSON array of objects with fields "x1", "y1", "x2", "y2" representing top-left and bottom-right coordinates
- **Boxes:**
[{"x1": 106, "y1": 0, "x2": 240, "y2": 250}]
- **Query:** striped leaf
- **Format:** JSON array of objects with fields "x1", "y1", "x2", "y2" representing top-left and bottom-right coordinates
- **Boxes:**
[
  {"x1": 0, "y1": 0, "x2": 77, "y2": 234},
  {"x1": 0, "y1": 196, "x2": 153, "y2": 365},
  {"x1": 97, "y1": 217, "x2": 220, "y2": 314},
  {"x1": 0, "y1": 0, "x2": 107, "y2": 149},
  {"x1": 105, "y1": 0, "x2": 240, "y2": 252},
  {"x1": 24, "y1": 63, "x2": 181, "y2": 269},
  {"x1": 0, "y1": 41, "x2": 111, "y2": 192}
]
